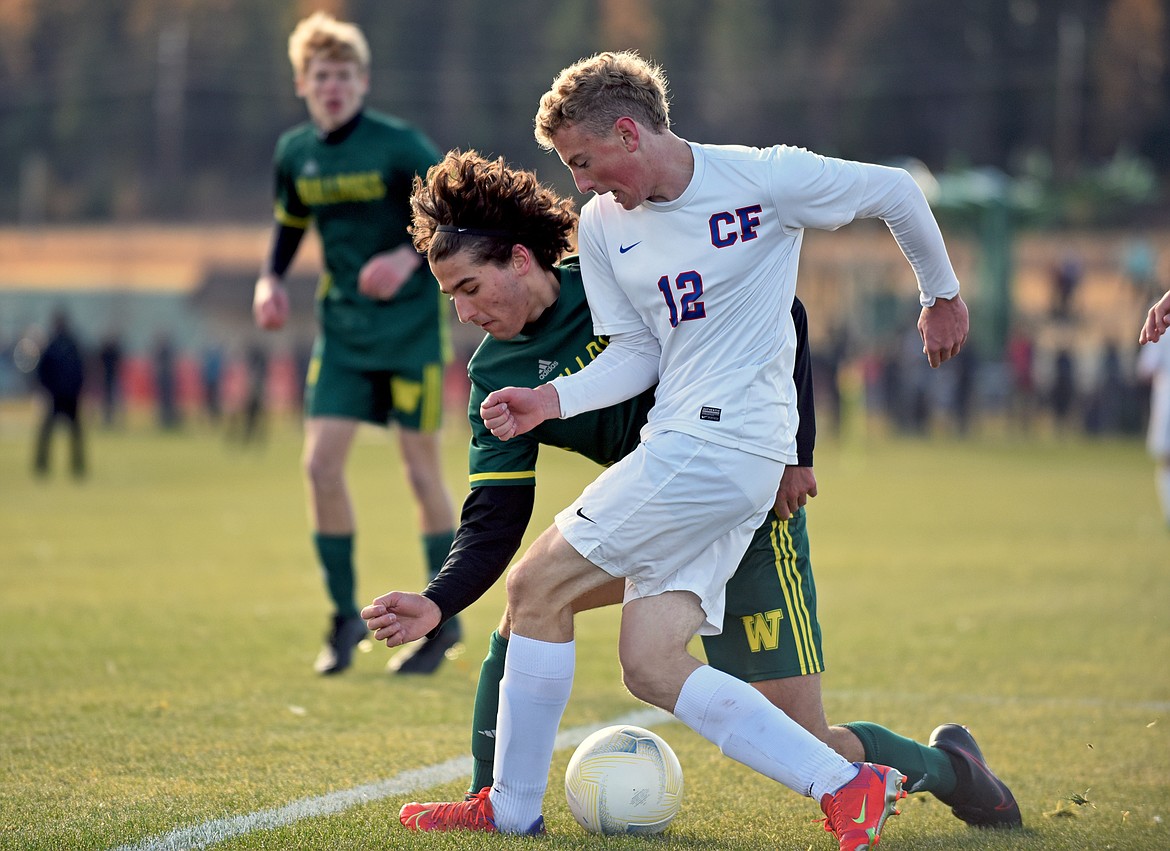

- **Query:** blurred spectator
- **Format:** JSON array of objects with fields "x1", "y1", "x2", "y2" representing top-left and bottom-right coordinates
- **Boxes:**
[
  {"x1": 1084, "y1": 341, "x2": 1125, "y2": 435},
  {"x1": 1050, "y1": 252, "x2": 1083, "y2": 320},
  {"x1": 1007, "y1": 323, "x2": 1037, "y2": 433},
  {"x1": 229, "y1": 344, "x2": 268, "y2": 445},
  {"x1": 1122, "y1": 238, "x2": 1157, "y2": 301},
  {"x1": 153, "y1": 333, "x2": 181, "y2": 430},
  {"x1": 33, "y1": 309, "x2": 86, "y2": 479},
  {"x1": 201, "y1": 343, "x2": 225, "y2": 423},
  {"x1": 0, "y1": 331, "x2": 22, "y2": 396},
  {"x1": 892, "y1": 323, "x2": 933, "y2": 434},
  {"x1": 811, "y1": 326, "x2": 847, "y2": 438},
  {"x1": 292, "y1": 338, "x2": 313, "y2": 417},
  {"x1": 1049, "y1": 346, "x2": 1078, "y2": 435},
  {"x1": 97, "y1": 332, "x2": 124, "y2": 427},
  {"x1": 952, "y1": 338, "x2": 979, "y2": 436}
]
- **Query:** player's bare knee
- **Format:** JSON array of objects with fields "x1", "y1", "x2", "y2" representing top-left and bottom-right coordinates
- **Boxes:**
[
  {"x1": 619, "y1": 652, "x2": 676, "y2": 709},
  {"x1": 504, "y1": 557, "x2": 563, "y2": 620},
  {"x1": 302, "y1": 447, "x2": 342, "y2": 493}
]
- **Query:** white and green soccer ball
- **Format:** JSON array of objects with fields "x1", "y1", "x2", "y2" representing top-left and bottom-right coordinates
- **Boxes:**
[{"x1": 564, "y1": 724, "x2": 684, "y2": 835}]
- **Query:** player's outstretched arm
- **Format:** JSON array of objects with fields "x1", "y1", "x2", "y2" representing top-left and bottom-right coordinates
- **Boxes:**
[
  {"x1": 1140, "y1": 290, "x2": 1170, "y2": 345},
  {"x1": 362, "y1": 591, "x2": 441, "y2": 648},
  {"x1": 918, "y1": 294, "x2": 969, "y2": 367},
  {"x1": 481, "y1": 384, "x2": 561, "y2": 440}
]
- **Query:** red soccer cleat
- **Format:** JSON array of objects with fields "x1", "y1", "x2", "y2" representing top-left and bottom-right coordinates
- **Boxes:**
[{"x1": 820, "y1": 763, "x2": 906, "y2": 851}]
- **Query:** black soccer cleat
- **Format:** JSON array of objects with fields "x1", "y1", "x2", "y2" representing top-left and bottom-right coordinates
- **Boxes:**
[
  {"x1": 313, "y1": 614, "x2": 368, "y2": 675},
  {"x1": 929, "y1": 723, "x2": 1023, "y2": 829},
  {"x1": 387, "y1": 620, "x2": 462, "y2": 675}
]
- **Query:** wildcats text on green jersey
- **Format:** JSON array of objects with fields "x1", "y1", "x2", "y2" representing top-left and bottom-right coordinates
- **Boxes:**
[{"x1": 296, "y1": 171, "x2": 386, "y2": 206}]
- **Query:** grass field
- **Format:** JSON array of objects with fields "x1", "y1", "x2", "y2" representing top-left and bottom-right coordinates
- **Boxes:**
[{"x1": 2, "y1": 402, "x2": 1168, "y2": 851}]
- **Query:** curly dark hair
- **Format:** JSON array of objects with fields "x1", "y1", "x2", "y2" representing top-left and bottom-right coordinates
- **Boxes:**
[{"x1": 410, "y1": 149, "x2": 577, "y2": 271}]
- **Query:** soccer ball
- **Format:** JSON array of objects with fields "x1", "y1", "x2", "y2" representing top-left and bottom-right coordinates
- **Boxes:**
[{"x1": 564, "y1": 724, "x2": 684, "y2": 835}]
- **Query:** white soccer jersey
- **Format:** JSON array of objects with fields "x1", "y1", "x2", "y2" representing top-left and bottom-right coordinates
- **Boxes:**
[
  {"x1": 1139, "y1": 336, "x2": 1170, "y2": 457},
  {"x1": 555, "y1": 142, "x2": 961, "y2": 463}
]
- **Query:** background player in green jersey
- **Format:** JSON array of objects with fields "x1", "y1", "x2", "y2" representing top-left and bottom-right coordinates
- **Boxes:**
[
  {"x1": 252, "y1": 12, "x2": 458, "y2": 676},
  {"x1": 363, "y1": 150, "x2": 1020, "y2": 830}
]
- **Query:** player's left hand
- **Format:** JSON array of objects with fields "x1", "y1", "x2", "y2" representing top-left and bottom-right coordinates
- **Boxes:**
[
  {"x1": 358, "y1": 244, "x2": 423, "y2": 301},
  {"x1": 918, "y1": 294, "x2": 969, "y2": 368},
  {"x1": 361, "y1": 591, "x2": 441, "y2": 648},
  {"x1": 773, "y1": 465, "x2": 817, "y2": 520}
]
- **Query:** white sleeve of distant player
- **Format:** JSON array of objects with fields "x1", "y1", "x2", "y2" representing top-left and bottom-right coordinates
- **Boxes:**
[
  {"x1": 550, "y1": 327, "x2": 661, "y2": 419},
  {"x1": 853, "y1": 163, "x2": 962, "y2": 307}
]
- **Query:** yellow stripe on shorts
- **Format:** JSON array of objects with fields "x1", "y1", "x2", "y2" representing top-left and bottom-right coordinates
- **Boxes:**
[
  {"x1": 420, "y1": 362, "x2": 443, "y2": 432},
  {"x1": 769, "y1": 518, "x2": 822, "y2": 675}
]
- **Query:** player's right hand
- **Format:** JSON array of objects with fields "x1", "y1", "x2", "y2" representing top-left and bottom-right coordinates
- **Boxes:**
[
  {"x1": 253, "y1": 276, "x2": 290, "y2": 330},
  {"x1": 361, "y1": 591, "x2": 441, "y2": 647},
  {"x1": 918, "y1": 294, "x2": 969, "y2": 367},
  {"x1": 774, "y1": 465, "x2": 817, "y2": 520}
]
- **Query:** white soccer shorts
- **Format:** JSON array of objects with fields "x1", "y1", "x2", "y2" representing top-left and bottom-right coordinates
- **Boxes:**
[{"x1": 555, "y1": 430, "x2": 783, "y2": 636}]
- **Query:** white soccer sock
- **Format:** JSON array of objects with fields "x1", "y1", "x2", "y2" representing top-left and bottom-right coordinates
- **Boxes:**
[
  {"x1": 489, "y1": 634, "x2": 575, "y2": 832},
  {"x1": 673, "y1": 664, "x2": 858, "y2": 801},
  {"x1": 1157, "y1": 467, "x2": 1170, "y2": 525}
]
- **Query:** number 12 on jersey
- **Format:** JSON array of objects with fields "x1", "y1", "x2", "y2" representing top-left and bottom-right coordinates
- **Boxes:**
[{"x1": 657, "y1": 271, "x2": 707, "y2": 328}]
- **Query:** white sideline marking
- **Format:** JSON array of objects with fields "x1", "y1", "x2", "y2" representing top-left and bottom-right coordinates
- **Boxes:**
[{"x1": 111, "y1": 707, "x2": 671, "y2": 851}]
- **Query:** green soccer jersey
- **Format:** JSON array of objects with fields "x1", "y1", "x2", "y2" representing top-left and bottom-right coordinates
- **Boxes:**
[
  {"x1": 467, "y1": 259, "x2": 654, "y2": 488},
  {"x1": 273, "y1": 109, "x2": 448, "y2": 370}
]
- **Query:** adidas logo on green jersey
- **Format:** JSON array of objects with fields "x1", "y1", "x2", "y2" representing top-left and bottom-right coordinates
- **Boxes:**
[{"x1": 538, "y1": 359, "x2": 559, "y2": 380}]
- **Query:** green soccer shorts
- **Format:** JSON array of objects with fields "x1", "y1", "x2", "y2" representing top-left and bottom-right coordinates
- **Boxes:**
[
  {"x1": 303, "y1": 336, "x2": 445, "y2": 432},
  {"x1": 700, "y1": 506, "x2": 824, "y2": 682}
]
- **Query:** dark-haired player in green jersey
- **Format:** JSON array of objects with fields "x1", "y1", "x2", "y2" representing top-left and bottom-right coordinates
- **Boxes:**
[
  {"x1": 362, "y1": 150, "x2": 1021, "y2": 831},
  {"x1": 253, "y1": 11, "x2": 458, "y2": 676}
]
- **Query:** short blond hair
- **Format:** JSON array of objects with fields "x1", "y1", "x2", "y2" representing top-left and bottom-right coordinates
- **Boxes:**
[
  {"x1": 534, "y1": 50, "x2": 670, "y2": 149},
  {"x1": 288, "y1": 11, "x2": 370, "y2": 78}
]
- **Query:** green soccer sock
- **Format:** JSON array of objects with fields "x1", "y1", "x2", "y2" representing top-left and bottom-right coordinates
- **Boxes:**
[
  {"x1": 423, "y1": 530, "x2": 458, "y2": 630},
  {"x1": 841, "y1": 721, "x2": 957, "y2": 797},
  {"x1": 313, "y1": 533, "x2": 358, "y2": 618},
  {"x1": 469, "y1": 630, "x2": 508, "y2": 795}
]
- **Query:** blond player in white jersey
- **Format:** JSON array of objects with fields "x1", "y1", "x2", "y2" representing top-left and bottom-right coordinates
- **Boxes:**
[{"x1": 385, "y1": 51, "x2": 971, "y2": 851}]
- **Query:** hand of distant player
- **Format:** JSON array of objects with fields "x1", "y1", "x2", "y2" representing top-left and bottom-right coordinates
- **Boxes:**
[
  {"x1": 358, "y1": 244, "x2": 422, "y2": 301},
  {"x1": 1139, "y1": 290, "x2": 1170, "y2": 345},
  {"x1": 918, "y1": 294, "x2": 969, "y2": 368},
  {"x1": 253, "y1": 275, "x2": 290, "y2": 330},
  {"x1": 481, "y1": 384, "x2": 561, "y2": 440},
  {"x1": 773, "y1": 465, "x2": 817, "y2": 520},
  {"x1": 361, "y1": 591, "x2": 441, "y2": 648}
]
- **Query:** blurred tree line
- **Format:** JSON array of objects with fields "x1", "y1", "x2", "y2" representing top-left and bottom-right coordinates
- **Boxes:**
[{"x1": 0, "y1": 0, "x2": 1166, "y2": 225}]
